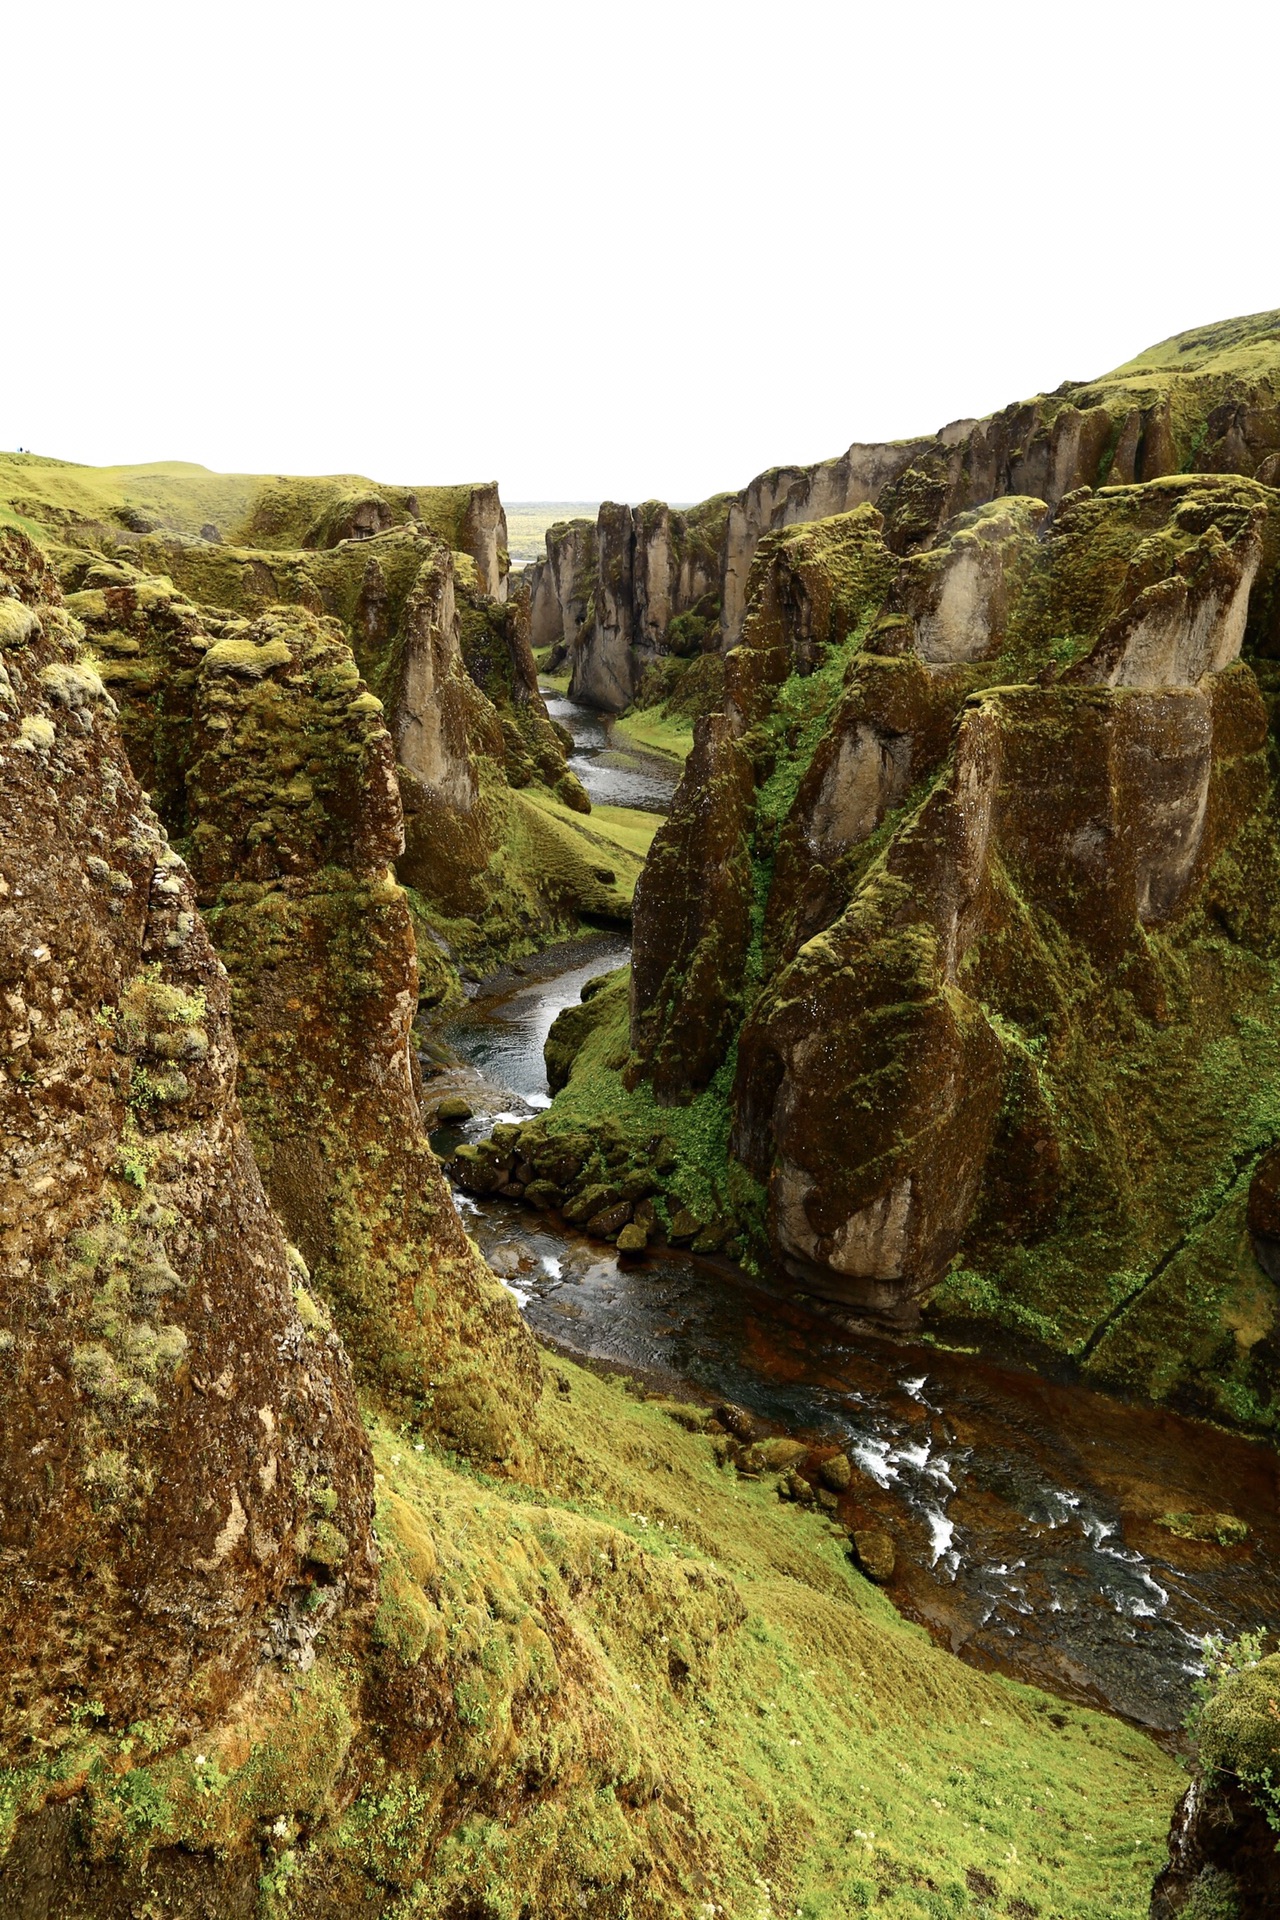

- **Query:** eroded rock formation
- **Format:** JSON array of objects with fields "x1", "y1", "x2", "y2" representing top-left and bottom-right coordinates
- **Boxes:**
[
  {"x1": 64, "y1": 558, "x2": 540, "y2": 1460},
  {"x1": 0, "y1": 530, "x2": 375, "y2": 1757},
  {"x1": 614, "y1": 471, "x2": 1280, "y2": 1421},
  {"x1": 529, "y1": 308, "x2": 1280, "y2": 715}
]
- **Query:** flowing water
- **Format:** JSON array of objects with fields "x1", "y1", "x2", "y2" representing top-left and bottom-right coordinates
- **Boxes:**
[
  {"x1": 540, "y1": 683, "x2": 680, "y2": 812},
  {"x1": 421, "y1": 701, "x2": 1280, "y2": 1739}
]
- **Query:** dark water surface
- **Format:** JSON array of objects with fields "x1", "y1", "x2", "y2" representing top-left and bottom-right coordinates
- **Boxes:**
[
  {"x1": 540, "y1": 683, "x2": 680, "y2": 812},
  {"x1": 426, "y1": 936, "x2": 1280, "y2": 1737}
]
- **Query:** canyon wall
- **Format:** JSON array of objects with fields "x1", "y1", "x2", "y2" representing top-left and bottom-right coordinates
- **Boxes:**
[
  {"x1": 62, "y1": 551, "x2": 541, "y2": 1462},
  {"x1": 529, "y1": 308, "x2": 1280, "y2": 712},
  {"x1": 524, "y1": 444, "x2": 1280, "y2": 1430},
  {"x1": 56, "y1": 503, "x2": 642, "y2": 999},
  {"x1": 0, "y1": 527, "x2": 377, "y2": 1756},
  {"x1": 0, "y1": 536, "x2": 1168, "y2": 1920}
]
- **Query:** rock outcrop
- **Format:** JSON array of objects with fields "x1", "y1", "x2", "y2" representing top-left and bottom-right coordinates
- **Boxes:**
[
  {"x1": 65, "y1": 562, "x2": 541, "y2": 1460},
  {"x1": 570, "y1": 468, "x2": 1280, "y2": 1424},
  {"x1": 529, "y1": 309, "x2": 1280, "y2": 713},
  {"x1": 0, "y1": 529, "x2": 375, "y2": 1758},
  {"x1": 1151, "y1": 1652, "x2": 1280, "y2": 1917},
  {"x1": 64, "y1": 509, "x2": 631, "y2": 997}
]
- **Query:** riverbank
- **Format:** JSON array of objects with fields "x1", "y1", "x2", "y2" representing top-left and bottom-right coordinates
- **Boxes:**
[{"x1": 421, "y1": 933, "x2": 1280, "y2": 1739}]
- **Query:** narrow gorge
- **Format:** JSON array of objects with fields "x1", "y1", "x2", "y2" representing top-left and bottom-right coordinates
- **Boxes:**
[{"x1": 3, "y1": 311, "x2": 1280, "y2": 1920}]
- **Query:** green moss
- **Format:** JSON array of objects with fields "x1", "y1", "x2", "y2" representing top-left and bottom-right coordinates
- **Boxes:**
[
  {"x1": 13, "y1": 1368, "x2": 1179, "y2": 1914},
  {"x1": 0, "y1": 452, "x2": 488, "y2": 559}
]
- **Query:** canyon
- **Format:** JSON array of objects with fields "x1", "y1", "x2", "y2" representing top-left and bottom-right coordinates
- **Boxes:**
[{"x1": 3, "y1": 314, "x2": 1280, "y2": 1918}]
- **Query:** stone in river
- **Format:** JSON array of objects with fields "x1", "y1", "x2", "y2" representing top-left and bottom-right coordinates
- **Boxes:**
[
  {"x1": 819, "y1": 1452, "x2": 853, "y2": 1492},
  {"x1": 586, "y1": 1201, "x2": 632, "y2": 1241},
  {"x1": 851, "y1": 1528, "x2": 896, "y2": 1583}
]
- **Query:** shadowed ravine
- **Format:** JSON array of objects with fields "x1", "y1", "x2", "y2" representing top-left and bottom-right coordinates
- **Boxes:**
[{"x1": 424, "y1": 711, "x2": 1280, "y2": 1741}]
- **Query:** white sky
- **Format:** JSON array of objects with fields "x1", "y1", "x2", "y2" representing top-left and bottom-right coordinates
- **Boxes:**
[{"x1": 5, "y1": 1, "x2": 1277, "y2": 505}]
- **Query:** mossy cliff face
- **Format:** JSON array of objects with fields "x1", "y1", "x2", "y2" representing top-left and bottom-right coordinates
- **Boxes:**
[
  {"x1": 530, "y1": 309, "x2": 1280, "y2": 717},
  {"x1": 1152, "y1": 1652, "x2": 1280, "y2": 1917},
  {"x1": 550, "y1": 476, "x2": 1280, "y2": 1426},
  {"x1": 65, "y1": 515, "x2": 632, "y2": 989},
  {"x1": 526, "y1": 496, "x2": 729, "y2": 712},
  {"x1": 630, "y1": 506, "x2": 898, "y2": 1100},
  {"x1": 0, "y1": 530, "x2": 374, "y2": 1757},
  {"x1": 0, "y1": 537, "x2": 1186, "y2": 1920},
  {"x1": 67, "y1": 571, "x2": 539, "y2": 1459},
  {"x1": 389, "y1": 545, "x2": 592, "y2": 935},
  {"x1": 2, "y1": 453, "x2": 646, "y2": 981}
]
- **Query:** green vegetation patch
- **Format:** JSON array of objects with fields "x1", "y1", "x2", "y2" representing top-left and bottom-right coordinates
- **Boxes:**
[{"x1": 3, "y1": 1358, "x2": 1182, "y2": 1915}]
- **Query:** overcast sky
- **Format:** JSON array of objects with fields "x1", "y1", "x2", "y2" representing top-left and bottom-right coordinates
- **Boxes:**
[{"x1": 5, "y1": 1, "x2": 1277, "y2": 505}]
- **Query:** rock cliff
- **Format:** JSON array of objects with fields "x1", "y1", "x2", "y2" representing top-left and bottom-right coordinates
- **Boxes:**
[
  {"x1": 529, "y1": 309, "x2": 1280, "y2": 716},
  {"x1": 523, "y1": 453, "x2": 1280, "y2": 1428},
  {"x1": 0, "y1": 528, "x2": 375, "y2": 1758},
  {"x1": 49, "y1": 496, "x2": 642, "y2": 1000},
  {"x1": 60, "y1": 557, "x2": 540, "y2": 1459}
]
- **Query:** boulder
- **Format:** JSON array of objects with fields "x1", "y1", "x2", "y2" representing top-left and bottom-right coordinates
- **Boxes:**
[
  {"x1": 585, "y1": 1201, "x2": 632, "y2": 1241},
  {"x1": 851, "y1": 1529, "x2": 896, "y2": 1583},
  {"x1": 819, "y1": 1451, "x2": 853, "y2": 1492},
  {"x1": 714, "y1": 1403, "x2": 757, "y2": 1443}
]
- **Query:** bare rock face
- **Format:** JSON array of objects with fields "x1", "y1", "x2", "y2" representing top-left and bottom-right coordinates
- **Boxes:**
[
  {"x1": 560, "y1": 500, "x2": 724, "y2": 711},
  {"x1": 719, "y1": 437, "x2": 946, "y2": 645},
  {"x1": 1068, "y1": 486, "x2": 1263, "y2": 688},
  {"x1": 459, "y1": 480, "x2": 510, "y2": 602},
  {"x1": 387, "y1": 544, "x2": 499, "y2": 910},
  {"x1": 530, "y1": 516, "x2": 597, "y2": 670},
  {"x1": 882, "y1": 498, "x2": 1047, "y2": 664},
  {"x1": 0, "y1": 530, "x2": 375, "y2": 1757}
]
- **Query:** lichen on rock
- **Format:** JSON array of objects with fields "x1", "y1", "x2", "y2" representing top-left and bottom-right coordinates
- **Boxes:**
[{"x1": 0, "y1": 528, "x2": 375, "y2": 1760}]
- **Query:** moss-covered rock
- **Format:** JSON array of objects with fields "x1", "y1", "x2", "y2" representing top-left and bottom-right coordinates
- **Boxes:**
[
  {"x1": 538, "y1": 473, "x2": 1280, "y2": 1425},
  {"x1": 0, "y1": 528, "x2": 374, "y2": 1760},
  {"x1": 1152, "y1": 1652, "x2": 1280, "y2": 1918}
]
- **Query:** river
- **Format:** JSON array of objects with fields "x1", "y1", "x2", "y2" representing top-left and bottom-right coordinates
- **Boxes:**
[
  {"x1": 540, "y1": 685, "x2": 680, "y2": 813},
  {"x1": 420, "y1": 689, "x2": 1280, "y2": 1741}
]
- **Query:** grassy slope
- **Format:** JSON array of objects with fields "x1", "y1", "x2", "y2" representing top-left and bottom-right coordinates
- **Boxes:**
[
  {"x1": 506, "y1": 786, "x2": 661, "y2": 909},
  {"x1": 365, "y1": 1360, "x2": 1181, "y2": 1917},
  {"x1": 0, "y1": 452, "x2": 485, "y2": 552},
  {"x1": 1101, "y1": 308, "x2": 1280, "y2": 382},
  {"x1": 6, "y1": 1353, "x2": 1179, "y2": 1916},
  {"x1": 614, "y1": 705, "x2": 695, "y2": 762}
]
